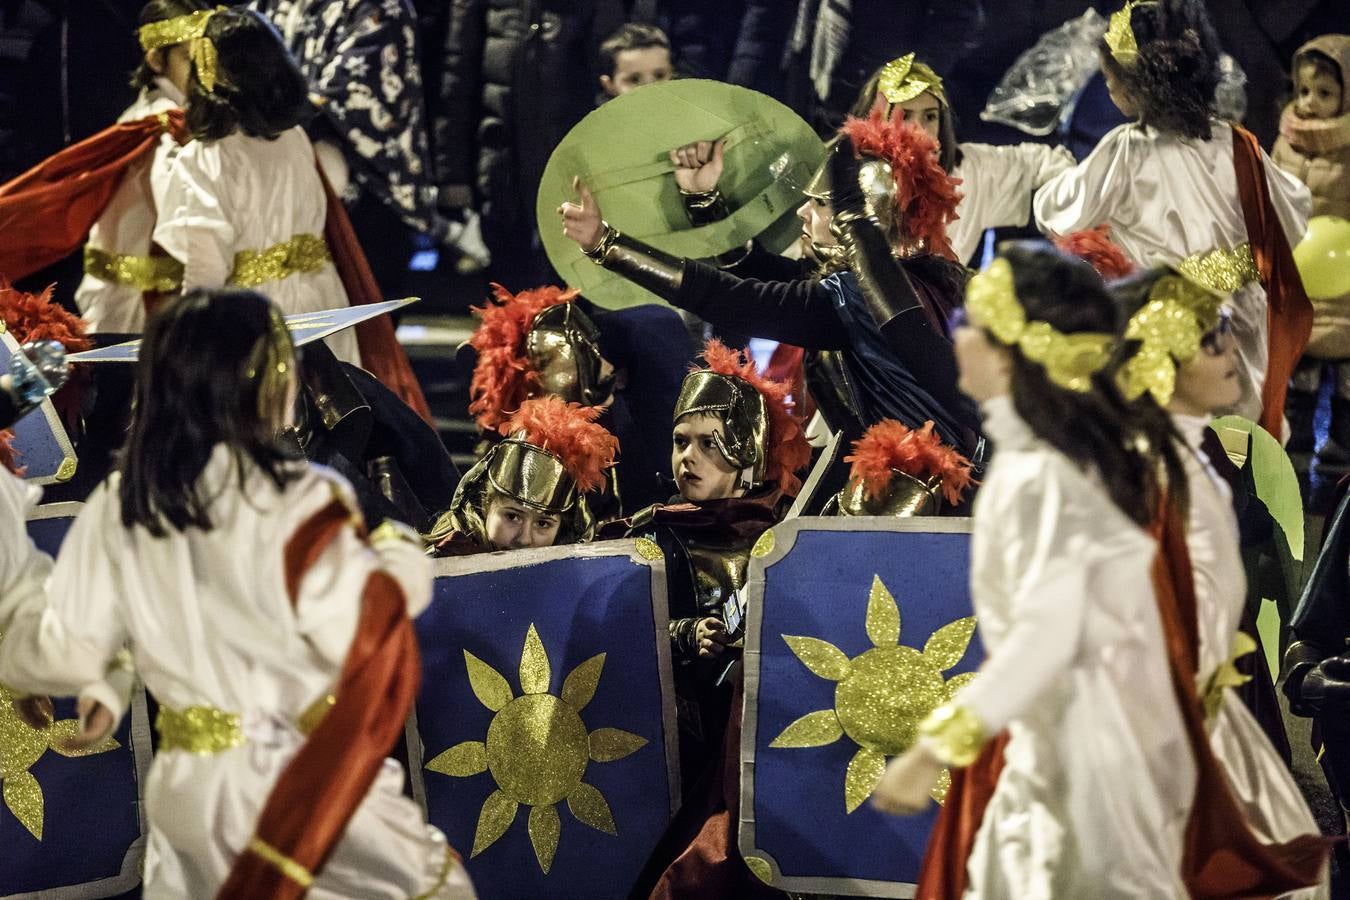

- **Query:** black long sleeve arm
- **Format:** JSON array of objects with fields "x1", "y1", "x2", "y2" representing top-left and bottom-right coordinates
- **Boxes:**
[
  {"x1": 591, "y1": 226, "x2": 850, "y2": 349},
  {"x1": 838, "y1": 214, "x2": 960, "y2": 390}
]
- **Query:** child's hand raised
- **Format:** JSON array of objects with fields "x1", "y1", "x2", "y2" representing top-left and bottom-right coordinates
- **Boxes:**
[
  {"x1": 670, "y1": 139, "x2": 726, "y2": 194},
  {"x1": 558, "y1": 177, "x2": 605, "y2": 252}
]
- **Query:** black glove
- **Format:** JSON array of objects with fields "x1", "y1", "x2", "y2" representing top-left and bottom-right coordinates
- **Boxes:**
[
  {"x1": 827, "y1": 140, "x2": 866, "y2": 217},
  {"x1": 1293, "y1": 652, "x2": 1350, "y2": 716}
]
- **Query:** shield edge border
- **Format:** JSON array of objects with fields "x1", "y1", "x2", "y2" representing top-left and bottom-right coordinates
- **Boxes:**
[
  {"x1": 1, "y1": 333, "x2": 77, "y2": 486},
  {"x1": 405, "y1": 537, "x2": 681, "y2": 819},
  {"x1": 738, "y1": 516, "x2": 974, "y2": 899},
  {"x1": 5, "y1": 501, "x2": 151, "y2": 900}
]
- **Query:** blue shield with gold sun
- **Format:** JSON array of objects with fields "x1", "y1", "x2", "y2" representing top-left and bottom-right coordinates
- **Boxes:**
[
  {"x1": 408, "y1": 539, "x2": 679, "y2": 899},
  {"x1": 2, "y1": 503, "x2": 150, "y2": 898},
  {"x1": 739, "y1": 518, "x2": 981, "y2": 897}
]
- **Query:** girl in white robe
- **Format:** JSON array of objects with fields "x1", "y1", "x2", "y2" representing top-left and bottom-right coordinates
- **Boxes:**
[
  {"x1": 873, "y1": 243, "x2": 1196, "y2": 897},
  {"x1": 74, "y1": 0, "x2": 204, "y2": 334},
  {"x1": 0, "y1": 288, "x2": 471, "y2": 898},
  {"x1": 150, "y1": 7, "x2": 359, "y2": 364},
  {"x1": 1113, "y1": 268, "x2": 1328, "y2": 896},
  {"x1": 1033, "y1": 0, "x2": 1311, "y2": 423}
]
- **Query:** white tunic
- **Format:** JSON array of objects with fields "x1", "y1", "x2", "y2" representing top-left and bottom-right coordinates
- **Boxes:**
[
  {"x1": 152, "y1": 126, "x2": 360, "y2": 364},
  {"x1": 954, "y1": 396, "x2": 1193, "y2": 899},
  {"x1": 1172, "y1": 414, "x2": 1327, "y2": 897},
  {"x1": 74, "y1": 79, "x2": 182, "y2": 334},
  {"x1": 0, "y1": 449, "x2": 471, "y2": 898},
  {"x1": 948, "y1": 141, "x2": 1075, "y2": 265},
  {"x1": 1033, "y1": 121, "x2": 1312, "y2": 420}
]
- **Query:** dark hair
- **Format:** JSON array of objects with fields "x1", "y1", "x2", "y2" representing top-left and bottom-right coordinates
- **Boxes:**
[
  {"x1": 129, "y1": 0, "x2": 211, "y2": 92},
  {"x1": 185, "y1": 8, "x2": 313, "y2": 142},
  {"x1": 849, "y1": 61, "x2": 961, "y2": 173},
  {"x1": 600, "y1": 23, "x2": 671, "y2": 75},
  {"x1": 997, "y1": 242, "x2": 1185, "y2": 527},
  {"x1": 119, "y1": 288, "x2": 301, "y2": 535},
  {"x1": 1295, "y1": 49, "x2": 1343, "y2": 88},
  {"x1": 1098, "y1": 0, "x2": 1222, "y2": 140}
]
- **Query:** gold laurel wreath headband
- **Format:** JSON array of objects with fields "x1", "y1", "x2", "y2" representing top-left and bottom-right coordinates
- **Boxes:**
[
  {"x1": 137, "y1": 7, "x2": 228, "y2": 93},
  {"x1": 964, "y1": 258, "x2": 1114, "y2": 394},
  {"x1": 876, "y1": 53, "x2": 947, "y2": 108},
  {"x1": 1104, "y1": 0, "x2": 1159, "y2": 67},
  {"x1": 1117, "y1": 273, "x2": 1223, "y2": 406}
]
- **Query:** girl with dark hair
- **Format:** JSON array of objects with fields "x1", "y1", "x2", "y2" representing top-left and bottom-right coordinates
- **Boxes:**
[
  {"x1": 1111, "y1": 268, "x2": 1328, "y2": 897},
  {"x1": 1035, "y1": 0, "x2": 1313, "y2": 436},
  {"x1": 73, "y1": 0, "x2": 208, "y2": 334},
  {"x1": 150, "y1": 7, "x2": 360, "y2": 363},
  {"x1": 870, "y1": 244, "x2": 1198, "y2": 896},
  {"x1": 0, "y1": 288, "x2": 473, "y2": 897},
  {"x1": 846, "y1": 53, "x2": 1075, "y2": 266}
]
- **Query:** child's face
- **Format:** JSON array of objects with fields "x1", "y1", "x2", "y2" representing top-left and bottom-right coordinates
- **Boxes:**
[
  {"x1": 147, "y1": 43, "x2": 193, "y2": 97},
  {"x1": 1295, "y1": 62, "x2": 1342, "y2": 120},
  {"x1": 896, "y1": 91, "x2": 942, "y2": 145},
  {"x1": 484, "y1": 493, "x2": 561, "y2": 551},
  {"x1": 672, "y1": 414, "x2": 742, "y2": 502},
  {"x1": 601, "y1": 47, "x2": 673, "y2": 97},
  {"x1": 953, "y1": 324, "x2": 1012, "y2": 404},
  {"x1": 1100, "y1": 52, "x2": 1139, "y2": 118},
  {"x1": 796, "y1": 196, "x2": 837, "y2": 260},
  {"x1": 1169, "y1": 316, "x2": 1241, "y2": 416}
]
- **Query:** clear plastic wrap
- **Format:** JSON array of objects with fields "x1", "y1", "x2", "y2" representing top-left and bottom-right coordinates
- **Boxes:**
[{"x1": 981, "y1": 9, "x2": 1109, "y2": 136}]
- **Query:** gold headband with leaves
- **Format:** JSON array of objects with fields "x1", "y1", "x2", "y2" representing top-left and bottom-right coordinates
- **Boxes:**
[
  {"x1": 876, "y1": 53, "x2": 947, "y2": 107},
  {"x1": 1104, "y1": 0, "x2": 1158, "y2": 67},
  {"x1": 965, "y1": 258, "x2": 1114, "y2": 393},
  {"x1": 1118, "y1": 274, "x2": 1223, "y2": 406},
  {"x1": 138, "y1": 7, "x2": 227, "y2": 93}
]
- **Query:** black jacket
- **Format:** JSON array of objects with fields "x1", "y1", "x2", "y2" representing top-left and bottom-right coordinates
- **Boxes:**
[
  {"x1": 635, "y1": 0, "x2": 793, "y2": 100},
  {"x1": 430, "y1": 0, "x2": 623, "y2": 266}
]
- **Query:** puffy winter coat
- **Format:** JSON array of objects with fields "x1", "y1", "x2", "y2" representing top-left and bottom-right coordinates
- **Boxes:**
[{"x1": 1273, "y1": 34, "x2": 1350, "y2": 358}]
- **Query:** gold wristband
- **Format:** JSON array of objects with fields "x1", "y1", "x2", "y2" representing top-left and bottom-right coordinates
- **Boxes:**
[{"x1": 918, "y1": 703, "x2": 985, "y2": 767}]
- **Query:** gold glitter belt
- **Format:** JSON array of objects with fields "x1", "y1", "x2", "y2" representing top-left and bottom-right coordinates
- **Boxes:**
[
  {"x1": 83, "y1": 246, "x2": 184, "y2": 293},
  {"x1": 228, "y1": 233, "x2": 332, "y2": 288},
  {"x1": 1176, "y1": 243, "x2": 1260, "y2": 295},
  {"x1": 155, "y1": 705, "x2": 246, "y2": 754}
]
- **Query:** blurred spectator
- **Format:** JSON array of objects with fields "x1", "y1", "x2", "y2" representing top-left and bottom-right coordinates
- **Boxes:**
[
  {"x1": 430, "y1": 0, "x2": 624, "y2": 290},
  {"x1": 782, "y1": 0, "x2": 985, "y2": 133},
  {"x1": 631, "y1": 0, "x2": 793, "y2": 100},
  {"x1": 250, "y1": 0, "x2": 445, "y2": 291},
  {"x1": 598, "y1": 22, "x2": 672, "y2": 99}
]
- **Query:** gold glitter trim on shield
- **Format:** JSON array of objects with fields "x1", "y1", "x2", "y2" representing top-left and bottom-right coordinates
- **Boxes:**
[
  {"x1": 743, "y1": 854, "x2": 774, "y2": 884},
  {"x1": 424, "y1": 624, "x2": 648, "y2": 873},
  {"x1": 770, "y1": 576, "x2": 977, "y2": 811},
  {"x1": 228, "y1": 233, "x2": 333, "y2": 288},
  {"x1": 751, "y1": 530, "x2": 775, "y2": 558},
  {"x1": 83, "y1": 246, "x2": 184, "y2": 293},
  {"x1": 634, "y1": 537, "x2": 662, "y2": 561}
]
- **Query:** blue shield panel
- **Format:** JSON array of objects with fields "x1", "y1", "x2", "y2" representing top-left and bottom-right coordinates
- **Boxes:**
[
  {"x1": 409, "y1": 539, "x2": 679, "y2": 899},
  {"x1": 1, "y1": 333, "x2": 76, "y2": 485},
  {"x1": 3, "y1": 503, "x2": 150, "y2": 898},
  {"x1": 740, "y1": 518, "x2": 981, "y2": 897}
]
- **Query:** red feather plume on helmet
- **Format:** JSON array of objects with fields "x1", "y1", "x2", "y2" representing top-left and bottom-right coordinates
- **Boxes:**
[
  {"x1": 467, "y1": 283, "x2": 578, "y2": 433},
  {"x1": 0, "y1": 280, "x2": 93, "y2": 475},
  {"x1": 1053, "y1": 226, "x2": 1136, "y2": 281},
  {"x1": 696, "y1": 340, "x2": 811, "y2": 497},
  {"x1": 505, "y1": 395, "x2": 618, "y2": 495},
  {"x1": 839, "y1": 111, "x2": 963, "y2": 261},
  {"x1": 844, "y1": 419, "x2": 975, "y2": 505}
]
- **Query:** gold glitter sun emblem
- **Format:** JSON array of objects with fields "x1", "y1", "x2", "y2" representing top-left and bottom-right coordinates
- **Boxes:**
[
  {"x1": 426, "y1": 624, "x2": 648, "y2": 873},
  {"x1": 771, "y1": 576, "x2": 975, "y2": 812},
  {"x1": 0, "y1": 684, "x2": 120, "y2": 839}
]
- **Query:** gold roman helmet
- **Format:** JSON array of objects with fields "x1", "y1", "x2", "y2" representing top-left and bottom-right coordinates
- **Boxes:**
[
  {"x1": 525, "y1": 302, "x2": 614, "y2": 407},
  {"x1": 674, "y1": 370, "x2": 769, "y2": 489},
  {"x1": 835, "y1": 471, "x2": 944, "y2": 517}
]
